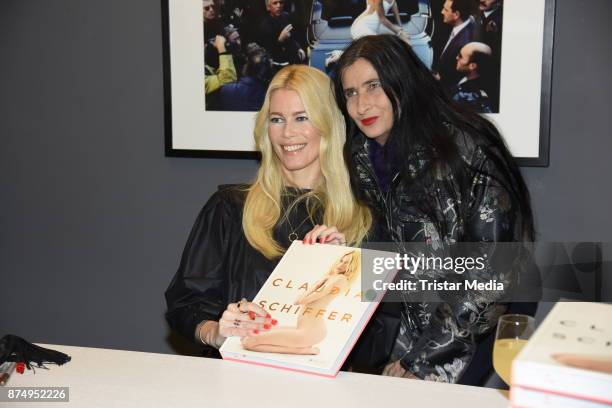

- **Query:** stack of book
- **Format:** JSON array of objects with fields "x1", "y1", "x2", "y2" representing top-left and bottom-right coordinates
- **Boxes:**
[{"x1": 511, "y1": 302, "x2": 612, "y2": 407}]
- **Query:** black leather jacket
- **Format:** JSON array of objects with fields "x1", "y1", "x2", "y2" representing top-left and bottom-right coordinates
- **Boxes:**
[
  {"x1": 164, "y1": 186, "x2": 319, "y2": 356},
  {"x1": 349, "y1": 129, "x2": 525, "y2": 382},
  {"x1": 164, "y1": 185, "x2": 399, "y2": 371}
]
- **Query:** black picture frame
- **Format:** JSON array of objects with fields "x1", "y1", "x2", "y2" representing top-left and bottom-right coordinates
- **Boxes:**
[{"x1": 162, "y1": 0, "x2": 555, "y2": 166}]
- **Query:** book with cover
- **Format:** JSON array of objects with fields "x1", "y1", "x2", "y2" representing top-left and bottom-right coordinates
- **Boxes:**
[
  {"x1": 511, "y1": 302, "x2": 612, "y2": 406},
  {"x1": 220, "y1": 241, "x2": 397, "y2": 377}
]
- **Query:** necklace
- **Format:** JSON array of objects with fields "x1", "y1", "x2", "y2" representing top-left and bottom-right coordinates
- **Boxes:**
[
  {"x1": 281, "y1": 189, "x2": 319, "y2": 242},
  {"x1": 284, "y1": 211, "x2": 315, "y2": 242}
]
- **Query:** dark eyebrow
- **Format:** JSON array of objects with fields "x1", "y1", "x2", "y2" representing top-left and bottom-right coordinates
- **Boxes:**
[
  {"x1": 343, "y1": 78, "x2": 380, "y2": 92},
  {"x1": 363, "y1": 78, "x2": 380, "y2": 86}
]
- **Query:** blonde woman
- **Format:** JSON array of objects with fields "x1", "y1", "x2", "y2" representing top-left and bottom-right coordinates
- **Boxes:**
[
  {"x1": 165, "y1": 65, "x2": 371, "y2": 357},
  {"x1": 241, "y1": 251, "x2": 360, "y2": 354}
]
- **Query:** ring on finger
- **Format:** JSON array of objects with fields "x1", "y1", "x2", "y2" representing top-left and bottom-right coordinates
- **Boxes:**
[{"x1": 238, "y1": 298, "x2": 248, "y2": 313}]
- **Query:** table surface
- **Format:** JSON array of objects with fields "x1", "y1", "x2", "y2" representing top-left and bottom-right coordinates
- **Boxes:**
[{"x1": 5, "y1": 344, "x2": 509, "y2": 407}]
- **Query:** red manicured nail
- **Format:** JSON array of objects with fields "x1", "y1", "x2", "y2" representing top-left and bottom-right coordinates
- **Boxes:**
[
  {"x1": 271, "y1": 319, "x2": 278, "y2": 325},
  {"x1": 248, "y1": 311, "x2": 256, "y2": 320},
  {"x1": 253, "y1": 329, "x2": 259, "y2": 334},
  {"x1": 264, "y1": 324, "x2": 271, "y2": 330},
  {"x1": 16, "y1": 362, "x2": 25, "y2": 374},
  {"x1": 266, "y1": 313, "x2": 271, "y2": 318}
]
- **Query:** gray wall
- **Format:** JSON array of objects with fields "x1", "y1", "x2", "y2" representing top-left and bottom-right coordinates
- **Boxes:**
[{"x1": 0, "y1": 0, "x2": 610, "y2": 355}]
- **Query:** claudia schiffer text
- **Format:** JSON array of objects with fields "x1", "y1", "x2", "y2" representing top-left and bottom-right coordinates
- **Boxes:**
[{"x1": 255, "y1": 278, "x2": 362, "y2": 323}]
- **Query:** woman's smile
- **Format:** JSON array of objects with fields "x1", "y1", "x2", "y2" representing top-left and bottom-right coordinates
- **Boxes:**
[{"x1": 281, "y1": 143, "x2": 307, "y2": 153}]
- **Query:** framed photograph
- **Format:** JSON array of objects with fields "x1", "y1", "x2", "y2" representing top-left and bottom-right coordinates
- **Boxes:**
[{"x1": 163, "y1": 0, "x2": 555, "y2": 165}]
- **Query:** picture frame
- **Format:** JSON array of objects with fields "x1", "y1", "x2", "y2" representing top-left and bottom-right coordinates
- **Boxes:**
[{"x1": 162, "y1": 0, "x2": 555, "y2": 166}]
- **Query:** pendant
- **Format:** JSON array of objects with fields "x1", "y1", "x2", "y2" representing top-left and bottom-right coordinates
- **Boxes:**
[{"x1": 288, "y1": 232, "x2": 298, "y2": 242}]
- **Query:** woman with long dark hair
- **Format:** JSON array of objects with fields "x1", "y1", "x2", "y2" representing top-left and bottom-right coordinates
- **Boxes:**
[{"x1": 310, "y1": 34, "x2": 534, "y2": 382}]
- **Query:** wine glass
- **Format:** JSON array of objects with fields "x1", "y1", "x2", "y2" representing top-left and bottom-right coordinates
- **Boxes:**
[{"x1": 493, "y1": 314, "x2": 536, "y2": 386}]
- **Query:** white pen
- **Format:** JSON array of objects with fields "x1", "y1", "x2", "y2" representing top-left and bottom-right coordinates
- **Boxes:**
[{"x1": 0, "y1": 362, "x2": 16, "y2": 386}]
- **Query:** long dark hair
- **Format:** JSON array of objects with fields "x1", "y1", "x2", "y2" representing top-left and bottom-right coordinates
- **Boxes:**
[{"x1": 332, "y1": 35, "x2": 534, "y2": 241}]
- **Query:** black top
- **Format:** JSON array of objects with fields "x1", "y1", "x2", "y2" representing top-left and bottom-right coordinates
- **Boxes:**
[
  {"x1": 164, "y1": 185, "x2": 318, "y2": 349},
  {"x1": 165, "y1": 184, "x2": 420, "y2": 373}
]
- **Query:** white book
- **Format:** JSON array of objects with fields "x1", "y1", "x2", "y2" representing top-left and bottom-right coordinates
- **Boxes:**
[
  {"x1": 511, "y1": 302, "x2": 612, "y2": 406},
  {"x1": 220, "y1": 241, "x2": 397, "y2": 377}
]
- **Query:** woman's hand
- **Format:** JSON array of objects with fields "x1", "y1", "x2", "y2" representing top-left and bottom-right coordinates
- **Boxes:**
[
  {"x1": 218, "y1": 300, "x2": 275, "y2": 338},
  {"x1": 198, "y1": 301, "x2": 276, "y2": 348},
  {"x1": 382, "y1": 360, "x2": 420, "y2": 379},
  {"x1": 303, "y1": 225, "x2": 346, "y2": 246}
]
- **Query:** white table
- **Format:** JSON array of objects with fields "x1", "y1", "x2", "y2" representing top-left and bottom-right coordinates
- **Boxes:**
[{"x1": 5, "y1": 344, "x2": 509, "y2": 407}]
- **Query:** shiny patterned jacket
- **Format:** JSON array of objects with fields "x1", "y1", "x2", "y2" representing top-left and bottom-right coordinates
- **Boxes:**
[{"x1": 349, "y1": 127, "x2": 526, "y2": 383}]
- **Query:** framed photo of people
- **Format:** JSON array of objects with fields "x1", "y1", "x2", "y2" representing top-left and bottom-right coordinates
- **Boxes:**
[{"x1": 163, "y1": 0, "x2": 555, "y2": 165}]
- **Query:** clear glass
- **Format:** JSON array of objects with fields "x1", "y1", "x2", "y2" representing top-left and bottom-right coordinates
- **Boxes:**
[{"x1": 493, "y1": 314, "x2": 536, "y2": 386}]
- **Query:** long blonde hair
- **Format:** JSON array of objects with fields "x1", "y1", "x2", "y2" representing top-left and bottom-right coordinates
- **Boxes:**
[{"x1": 243, "y1": 65, "x2": 371, "y2": 259}]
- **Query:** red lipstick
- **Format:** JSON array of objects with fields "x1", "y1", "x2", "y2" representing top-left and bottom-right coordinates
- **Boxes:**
[{"x1": 361, "y1": 116, "x2": 378, "y2": 126}]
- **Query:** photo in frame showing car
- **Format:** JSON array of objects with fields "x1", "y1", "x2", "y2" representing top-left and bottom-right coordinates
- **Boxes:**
[
  {"x1": 164, "y1": 0, "x2": 555, "y2": 165},
  {"x1": 203, "y1": 0, "x2": 500, "y2": 114}
]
